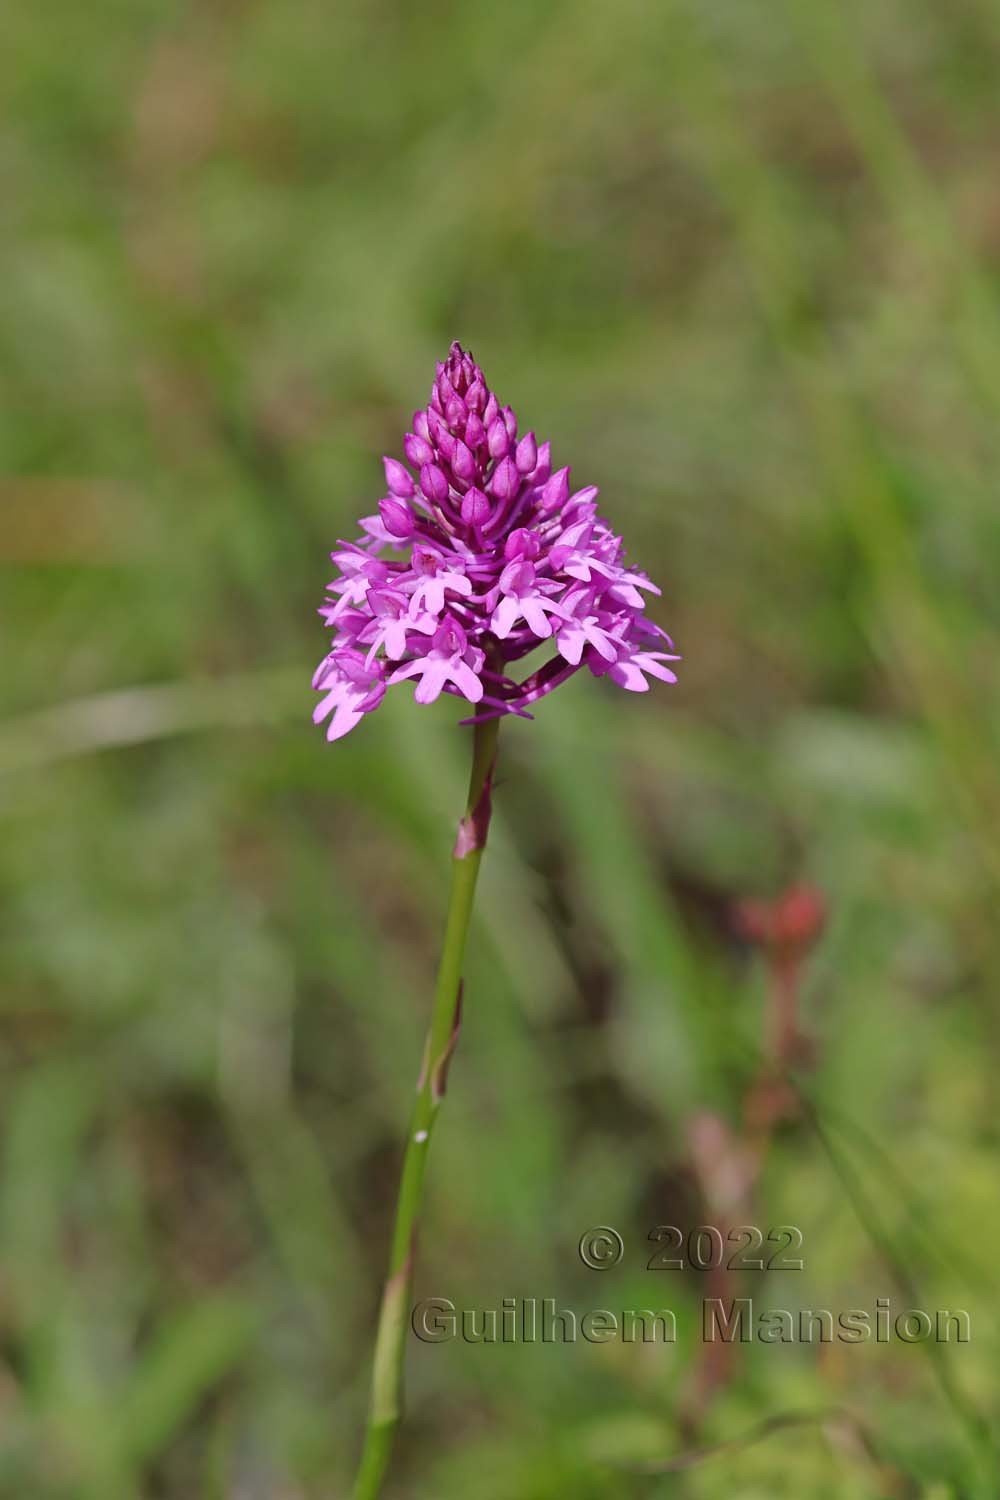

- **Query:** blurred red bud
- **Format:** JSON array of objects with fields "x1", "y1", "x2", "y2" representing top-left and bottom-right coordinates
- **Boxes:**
[{"x1": 734, "y1": 883, "x2": 826, "y2": 956}]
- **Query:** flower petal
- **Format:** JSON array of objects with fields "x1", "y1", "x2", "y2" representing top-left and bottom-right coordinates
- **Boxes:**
[
  {"x1": 446, "y1": 658, "x2": 485, "y2": 703},
  {"x1": 327, "y1": 702, "x2": 366, "y2": 739},
  {"x1": 521, "y1": 596, "x2": 555, "y2": 638},
  {"x1": 557, "y1": 624, "x2": 586, "y2": 666},
  {"x1": 491, "y1": 594, "x2": 521, "y2": 639},
  {"x1": 413, "y1": 658, "x2": 450, "y2": 704}
]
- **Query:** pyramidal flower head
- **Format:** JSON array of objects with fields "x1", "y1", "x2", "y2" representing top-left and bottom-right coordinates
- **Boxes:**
[{"x1": 314, "y1": 343, "x2": 678, "y2": 740}]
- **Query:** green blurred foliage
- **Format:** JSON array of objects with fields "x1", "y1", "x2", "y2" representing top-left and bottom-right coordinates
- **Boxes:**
[{"x1": 2, "y1": 0, "x2": 1000, "y2": 1494}]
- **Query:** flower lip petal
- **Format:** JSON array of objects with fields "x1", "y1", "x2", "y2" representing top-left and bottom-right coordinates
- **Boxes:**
[
  {"x1": 556, "y1": 623, "x2": 586, "y2": 666},
  {"x1": 413, "y1": 659, "x2": 450, "y2": 704},
  {"x1": 447, "y1": 658, "x2": 485, "y2": 703},
  {"x1": 607, "y1": 660, "x2": 650, "y2": 692},
  {"x1": 491, "y1": 595, "x2": 521, "y2": 639},
  {"x1": 520, "y1": 596, "x2": 557, "y2": 638},
  {"x1": 326, "y1": 705, "x2": 364, "y2": 739}
]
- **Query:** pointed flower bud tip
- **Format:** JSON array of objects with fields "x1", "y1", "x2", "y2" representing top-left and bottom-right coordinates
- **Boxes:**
[
  {"x1": 383, "y1": 457, "x2": 415, "y2": 498},
  {"x1": 460, "y1": 487, "x2": 492, "y2": 527},
  {"x1": 404, "y1": 432, "x2": 433, "y2": 468},
  {"x1": 514, "y1": 432, "x2": 537, "y2": 474},
  {"x1": 539, "y1": 467, "x2": 570, "y2": 513},
  {"x1": 378, "y1": 497, "x2": 415, "y2": 538},
  {"x1": 420, "y1": 463, "x2": 450, "y2": 505},
  {"x1": 487, "y1": 418, "x2": 510, "y2": 459},
  {"x1": 489, "y1": 456, "x2": 520, "y2": 502},
  {"x1": 451, "y1": 439, "x2": 476, "y2": 481},
  {"x1": 464, "y1": 413, "x2": 486, "y2": 449}
]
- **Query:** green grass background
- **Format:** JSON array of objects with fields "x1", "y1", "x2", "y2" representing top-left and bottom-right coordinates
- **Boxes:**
[{"x1": 2, "y1": 0, "x2": 999, "y2": 1494}]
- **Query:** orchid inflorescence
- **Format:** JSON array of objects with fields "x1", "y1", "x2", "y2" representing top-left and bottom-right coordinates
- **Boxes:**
[{"x1": 314, "y1": 343, "x2": 678, "y2": 741}]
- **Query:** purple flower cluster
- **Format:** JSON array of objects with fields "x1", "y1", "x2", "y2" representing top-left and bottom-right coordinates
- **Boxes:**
[{"x1": 314, "y1": 343, "x2": 678, "y2": 741}]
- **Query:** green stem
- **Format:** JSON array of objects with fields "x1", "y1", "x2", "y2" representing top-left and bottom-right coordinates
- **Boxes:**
[{"x1": 351, "y1": 716, "x2": 500, "y2": 1500}]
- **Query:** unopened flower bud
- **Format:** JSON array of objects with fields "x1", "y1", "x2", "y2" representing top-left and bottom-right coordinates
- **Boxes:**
[
  {"x1": 461, "y1": 487, "x2": 492, "y2": 527},
  {"x1": 450, "y1": 439, "x2": 474, "y2": 481},
  {"x1": 735, "y1": 885, "x2": 826, "y2": 955},
  {"x1": 489, "y1": 456, "x2": 520, "y2": 501},
  {"x1": 538, "y1": 467, "x2": 570, "y2": 514},
  {"x1": 504, "y1": 527, "x2": 540, "y2": 561},
  {"x1": 383, "y1": 457, "x2": 415, "y2": 498},
  {"x1": 487, "y1": 418, "x2": 510, "y2": 460},
  {"x1": 514, "y1": 432, "x2": 537, "y2": 474},
  {"x1": 566, "y1": 485, "x2": 599, "y2": 513},
  {"x1": 420, "y1": 464, "x2": 450, "y2": 505},
  {"x1": 404, "y1": 432, "x2": 433, "y2": 468},
  {"x1": 436, "y1": 372, "x2": 456, "y2": 409},
  {"x1": 378, "y1": 497, "x2": 415, "y2": 538}
]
